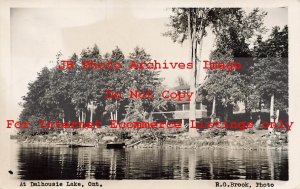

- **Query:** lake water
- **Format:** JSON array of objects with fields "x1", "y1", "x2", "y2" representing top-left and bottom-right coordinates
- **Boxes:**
[{"x1": 10, "y1": 142, "x2": 288, "y2": 180}]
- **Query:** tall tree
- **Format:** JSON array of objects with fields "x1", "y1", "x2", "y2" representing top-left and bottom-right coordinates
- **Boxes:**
[
  {"x1": 202, "y1": 18, "x2": 258, "y2": 122},
  {"x1": 164, "y1": 8, "x2": 266, "y2": 136},
  {"x1": 45, "y1": 52, "x2": 77, "y2": 124},
  {"x1": 253, "y1": 26, "x2": 288, "y2": 132},
  {"x1": 19, "y1": 67, "x2": 58, "y2": 134},
  {"x1": 125, "y1": 47, "x2": 164, "y2": 121}
]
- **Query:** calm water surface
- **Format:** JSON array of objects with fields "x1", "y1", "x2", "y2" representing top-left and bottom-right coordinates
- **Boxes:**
[{"x1": 10, "y1": 142, "x2": 288, "y2": 180}]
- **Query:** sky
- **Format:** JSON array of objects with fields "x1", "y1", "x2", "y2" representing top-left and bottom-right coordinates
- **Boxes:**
[{"x1": 9, "y1": 5, "x2": 287, "y2": 121}]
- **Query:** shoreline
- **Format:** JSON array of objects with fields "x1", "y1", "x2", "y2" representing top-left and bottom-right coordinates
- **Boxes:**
[
  {"x1": 12, "y1": 130, "x2": 288, "y2": 151},
  {"x1": 13, "y1": 141, "x2": 288, "y2": 151}
]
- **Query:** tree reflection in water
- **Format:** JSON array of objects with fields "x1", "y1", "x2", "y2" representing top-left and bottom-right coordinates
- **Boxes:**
[{"x1": 14, "y1": 144, "x2": 288, "y2": 180}]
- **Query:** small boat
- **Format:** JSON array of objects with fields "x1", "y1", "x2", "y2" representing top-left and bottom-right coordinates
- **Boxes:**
[
  {"x1": 106, "y1": 142, "x2": 125, "y2": 149},
  {"x1": 68, "y1": 144, "x2": 95, "y2": 148}
]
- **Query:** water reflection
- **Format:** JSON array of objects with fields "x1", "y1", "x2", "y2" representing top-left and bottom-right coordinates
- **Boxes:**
[{"x1": 14, "y1": 144, "x2": 288, "y2": 180}]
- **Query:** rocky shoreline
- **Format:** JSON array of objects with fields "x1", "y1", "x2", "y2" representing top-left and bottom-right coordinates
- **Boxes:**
[{"x1": 14, "y1": 130, "x2": 288, "y2": 151}]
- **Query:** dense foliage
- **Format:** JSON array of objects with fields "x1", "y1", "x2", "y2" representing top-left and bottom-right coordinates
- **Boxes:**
[{"x1": 19, "y1": 46, "x2": 170, "y2": 135}]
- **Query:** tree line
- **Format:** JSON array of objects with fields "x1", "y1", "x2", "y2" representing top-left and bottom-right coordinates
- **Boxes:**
[
  {"x1": 19, "y1": 8, "x2": 288, "y2": 136},
  {"x1": 19, "y1": 46, "x2": 173, "y2": 135}
]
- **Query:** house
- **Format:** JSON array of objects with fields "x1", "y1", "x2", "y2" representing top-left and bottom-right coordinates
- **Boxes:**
[{"x1": 152, "y1": 85, "x2": 209, "y2": 126}]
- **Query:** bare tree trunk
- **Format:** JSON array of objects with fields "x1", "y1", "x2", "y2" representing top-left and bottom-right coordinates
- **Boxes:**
[
  {"x1": 275, "y1": 109, "x2": 279, "y2": 123},
  {"x1": 90, "y1": 109, "x2": 93, "y2": 122},
  {"x1": 275, "y1": 109, "x2": 280, "y2": 132},
  {"x1": 188, "y1": 9, "x2": 199, "y2": 137},
  {"x1": 211, "y1": 96, "x2": 216, "y2": 122},
  {"x1": 63, "y1": 117, "x2": 65, "y2": 133},
  {"x1": 83, "y1": 111, "x2": 85, "y2": 122},
  {"x1": 269, "y1": 94, "x2": 275, "y2": 134},
  {"x1": 78, "y1": 111, "x2": 81, "y2": 122}
]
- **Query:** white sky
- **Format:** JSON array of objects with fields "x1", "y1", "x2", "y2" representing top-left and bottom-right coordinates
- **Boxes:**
[{"x1": 10, "y1": 6, "x2": 287, "y2": 121}]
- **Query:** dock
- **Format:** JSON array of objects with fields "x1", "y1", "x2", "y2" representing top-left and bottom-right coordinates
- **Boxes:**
[
  {"x1": 106, "y1": 142, "x2": 125, "y2": 149},
  {"x1": 68, "y1": 144, "x2": 95, "y2": 148}
]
